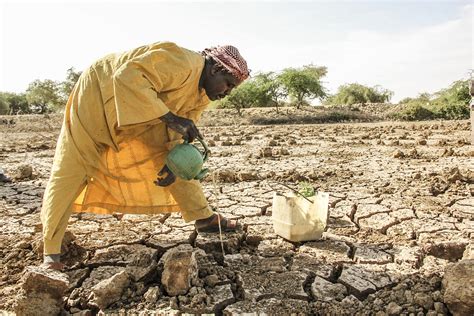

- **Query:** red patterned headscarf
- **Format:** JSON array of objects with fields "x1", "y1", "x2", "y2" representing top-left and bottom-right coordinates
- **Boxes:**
[{"x1": 202, "y1": 45, "x2": 250, "y2": 82}]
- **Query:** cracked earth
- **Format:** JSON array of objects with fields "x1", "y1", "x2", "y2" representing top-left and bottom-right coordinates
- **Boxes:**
[{"x1": 0, "y1": 115, "x2": 473, "y2": 315}]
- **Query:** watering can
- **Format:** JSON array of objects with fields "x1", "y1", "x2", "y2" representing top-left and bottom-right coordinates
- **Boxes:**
[{"x1": 165, "y1": 137, "x2": 210, "y2": 180}]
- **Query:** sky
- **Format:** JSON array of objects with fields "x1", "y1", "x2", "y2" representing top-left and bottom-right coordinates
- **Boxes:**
[{"x1": 0, "y1": 0, "x2": 472, "y2": 102}]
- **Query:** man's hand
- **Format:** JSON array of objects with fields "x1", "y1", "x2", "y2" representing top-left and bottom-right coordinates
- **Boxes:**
[
  {"x1": 154, "y1": 164, "x2": 176, "y2": 187},
  {"x1": 159, "y1": 112, "x2": 202, "y2": 142}
]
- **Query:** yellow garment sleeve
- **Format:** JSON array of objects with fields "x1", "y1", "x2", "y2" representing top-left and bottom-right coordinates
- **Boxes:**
[{"x1": 113, "y1": 49, "x2": 191, "y2": 128}]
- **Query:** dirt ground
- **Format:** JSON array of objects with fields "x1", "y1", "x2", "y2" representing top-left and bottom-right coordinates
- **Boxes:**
[{"x1": 0, "y1": 114, "x2": 473, "y2": 315}]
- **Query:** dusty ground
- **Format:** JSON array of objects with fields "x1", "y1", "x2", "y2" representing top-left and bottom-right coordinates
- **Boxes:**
[{"x1": 0, "y1": 114, "x2": 473, "y2": 315}]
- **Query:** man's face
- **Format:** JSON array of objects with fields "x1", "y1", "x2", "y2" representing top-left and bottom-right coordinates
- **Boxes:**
[{"x1": 203, "y1": 65, "x2": 241, "y2": 101}]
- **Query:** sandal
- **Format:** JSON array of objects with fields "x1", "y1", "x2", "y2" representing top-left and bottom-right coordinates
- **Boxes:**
[{"x1": 195, "y1": 213, "x2": 239, "y2": 233}]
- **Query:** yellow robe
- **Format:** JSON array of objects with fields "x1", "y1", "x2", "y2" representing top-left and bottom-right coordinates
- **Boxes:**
[{"x1": 41, "y1": 42, "x2": 213, "y2": 254}]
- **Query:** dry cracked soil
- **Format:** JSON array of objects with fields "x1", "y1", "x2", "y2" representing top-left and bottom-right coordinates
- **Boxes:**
[{"x1": 0, "y1": 115, "x2": 473, "y2": 315}]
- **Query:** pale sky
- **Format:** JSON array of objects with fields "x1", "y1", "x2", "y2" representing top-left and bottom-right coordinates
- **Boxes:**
[{"x1": 0, "y1": 0, "x2": 472, "y2": 102}]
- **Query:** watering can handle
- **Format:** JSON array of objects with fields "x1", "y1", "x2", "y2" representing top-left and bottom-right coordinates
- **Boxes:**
[{"x1": 196, "y1": 137, "x2": 210, "y2": 162}]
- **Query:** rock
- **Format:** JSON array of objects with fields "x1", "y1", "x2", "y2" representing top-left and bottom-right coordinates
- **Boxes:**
[
  {"x1": 90, "y1": 270, "x2": 130, "y2": 310},
  {"x1": 354, "y1": 245, "x2": 392, "y2": 264},
  {"x1": 392, "y1": 150, "x2": 405, "y2": 158},
  {"x1": 237, "y1": 171, "x2": 259, "y2": 181},
  {"x1": 205, "y1": 274, "x2": 220, "y2": 287},
  {"x1": 14, "y1": 266, "x2": 69, "y2": 316},
  {"x1": 299, "y1": 239, "x2": 351, "y2": 264},
  {"x1": 240, "y1": 271, "x2": 308, "y2": 301},
  {"x1": 311, "y1": 276, "x2": 347, "y2": 301},
  {"x1": 212, "y1": 284, "x2": 235, "y2": 311},
  {"x1": 463, "y1": 243, "x2": 474, "y2": 259},
  {"x1": 413, "y1": 292, "x2": 434, "y2": 310},
  {"x1": 260, "y1": 147, "x2": 273, "y2": 158},
  {"x1": 160, "y1": 245, "x2": 200, "y2": 296},
  {"x1": 338, "y1": 266, "x2": 376, "y2": 299},
  {"x1": 0, "y1": 167, "x2": 11, "y2": 183},
  {"x1": 11, "y1": 164, "x2": 33, "y2": 181},
  {"x1": 144, "y1": 286, "x2": 161, "y2": 303},
  {"x1": 423, "y1": 241, "x2": 468, "y2": 261},
  {"x1": 434, "y1": 302, "x2": 448, "y2": 314},
  {"x1": 442, "y1": 259, "x2": 474, "y2": 316},
  {"x1": 89, "y1": 244, "x2": 158, "y2": 281},
  {"x1": 386, "y1": 302, "x2": 403, "y2": 315}
]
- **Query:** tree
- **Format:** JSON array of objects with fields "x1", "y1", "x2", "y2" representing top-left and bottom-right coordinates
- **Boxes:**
[
  {"x1": 325, "y1": 83, "x2": 393, "y2": 105},
  {"x1": 0, "y1": 92, "x2": 30, "y2": 114},
  {"x1": 60, "y1": 67, "x2": 82, "y2": 103},
  {"x1": 26, "y1": 79, "x2": 63, "y2": 113},
  {"x1": 215, "y1": 80, "x2": 260, "y2": 116},
  {"x1": 278, "y1": 65, "x2": 328, "y2": 108},
  {"x1": 252, "y1": 72, "x2": 285, "y2": 112},
  {"x1": 0, "y1": 94, "x2": 8, "y2": 115}
]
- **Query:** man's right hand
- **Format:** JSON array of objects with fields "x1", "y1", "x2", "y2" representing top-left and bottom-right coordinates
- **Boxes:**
[{"x1": 159, "y1": 112, "x2": 202, "y2": 142}]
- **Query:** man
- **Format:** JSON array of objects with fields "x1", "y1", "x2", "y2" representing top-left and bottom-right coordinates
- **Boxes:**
[{"x1": 40, "y1": 42, "x2": 249, "y2": 270}]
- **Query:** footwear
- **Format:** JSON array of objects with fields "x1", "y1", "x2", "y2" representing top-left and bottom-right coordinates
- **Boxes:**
[{"x1": 195, "y1": 213, "x2": 239, "y2": 233}]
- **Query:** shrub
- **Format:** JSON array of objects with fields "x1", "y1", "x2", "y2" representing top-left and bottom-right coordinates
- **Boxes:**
[{"x1": 392, "y1": 104, "x2": 435, "y2": 121}]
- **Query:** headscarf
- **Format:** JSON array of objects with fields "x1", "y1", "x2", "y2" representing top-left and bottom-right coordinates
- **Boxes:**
[{"x1": 202, "y1": 45, "x2": 250, "y2": 82}]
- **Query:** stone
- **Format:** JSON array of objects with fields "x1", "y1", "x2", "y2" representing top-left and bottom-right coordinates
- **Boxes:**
[
  {"x1": 291, "y1": 253, "x2": 334, "y2": 279},
  {"x1": 392, "y1": 150, "x2": 405, "y2": 158},
  {"x1": 205, "y1": 274, "x2": 220, "y2": 287},
  {"x1": 423, "y1": 241, "x2": 468, "y2": 261},
  {"x1": 160, "y1": 245, "x2": 201, "y2": 296},
  {"x1": 144, "y1": 286, "x2": 161, "y2": 303},
  {"x1": 89, "y1": 244, "x2": 159, "y2": 281},
  {"x1": 240, "y1": 271, "x2": 308, "y2": 301},
  {"x1": 223, "y1": 298, "x2": 311, "y2": 314},
  {"x1": 338, "y1": 266, "x2": 376, "y2": 299},
  {"x1": 14, "y1": 266, "x2": 69, "y2": 316},
  {"x1": 386, "y1": 302, "x2": 403, "y2": 315},
  {"x1": 11, "y1": 164, "x2": 33, "y2": 181},
  {"x1": 212, "y1": 284, "x2": 235, "y2": 311},
  {"x1": 257, "y1": 238, "x2": 294, "y2": 257},
  {"x1": 311, "y1": 276, "x2": 347, "y2": 301},
  {"x1": 196, "y1": 231, "x2": 244, "y2": 254},
  {"x1": 354, "y1": 245, "x2": 392, "y2": 264},
  {"x1": 358, "y1": 212, "x2": 397, "y2": 232},
  {"x1": 433, "y1": 302, "x2": 448, "y2": 314},
  {"x1": 90, "y1": 270, "x2": 130, "y2": 310},
  {"x1": 463, "y1": 243, "x2": 474, "y2": 259},
  {"x1": 413, "y1": 292, "x2": 434, "y2": 310},
  {"x1": 299, "y1": 239, "x2": 351, "y2": 264},
  {"x1": 442, "y1": 259, "x2": 474, "y2": 316}
]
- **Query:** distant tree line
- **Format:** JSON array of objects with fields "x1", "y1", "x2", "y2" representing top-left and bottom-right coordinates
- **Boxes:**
[
  {"x1": 0, "y1": 68, "x2": 81, "y2": 115},
  {"x1": 0, "y1": 64, "x2": 470, "y2": 121}
]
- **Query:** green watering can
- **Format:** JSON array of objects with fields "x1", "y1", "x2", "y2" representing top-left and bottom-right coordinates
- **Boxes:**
[{"x1": 165, "y1": 137, "x2": 210, "y2": 180}]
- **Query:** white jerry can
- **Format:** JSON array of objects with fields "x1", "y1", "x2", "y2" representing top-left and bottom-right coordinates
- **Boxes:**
[{"x1": 272, "y1": 191, "x2": 329, "y2": 242}]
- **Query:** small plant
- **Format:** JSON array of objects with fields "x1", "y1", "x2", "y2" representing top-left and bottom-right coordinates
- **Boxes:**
[{"x1": 298, "y1": 181, "x2": 315, "y2": 197}]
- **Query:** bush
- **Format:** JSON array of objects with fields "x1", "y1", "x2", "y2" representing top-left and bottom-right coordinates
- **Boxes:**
[
  {"x1": 432, "y1": 102, "x2": 469, "y2": 120},
  {"x1": 391, "y1": 104, "x2": 435, "y2": 121},
  {"x1": 325, "y1": 83, "x2": 393, "y2": 105}
]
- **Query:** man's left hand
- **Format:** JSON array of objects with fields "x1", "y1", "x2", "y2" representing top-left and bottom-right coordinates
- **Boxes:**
[{"x1": 155, "y1": 164, "x2": 176, "y2": 187}]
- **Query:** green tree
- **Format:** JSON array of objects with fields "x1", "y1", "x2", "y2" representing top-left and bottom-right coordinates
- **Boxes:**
[
  {"x1": 325, "y1": 83, "x2": 393, "y2": 105},
  {"x1": 26, "y1": 79, "x2": 63, "y2": 113},
  {"x1": 278, "y1": 65, "x2": 328, "y2": 108},
  {"x1": 252, "y1": 72, "x2": 285, "y2": 111},
  {"x1": 0, "y1": 94, "x2": 9, "y2": 115},
  {"x1": 60, "y1": 67, "x2": 82, "y2": 103},
  {"x1": 215, "y1": 80, "x2": 260, "y2": 116},
  {"x1": 0, "y1": 92, "x2": 30, "y2": 114}
]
